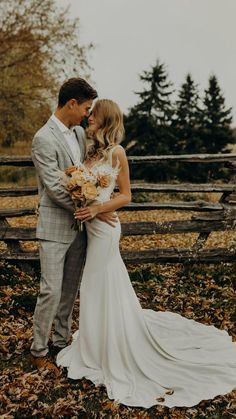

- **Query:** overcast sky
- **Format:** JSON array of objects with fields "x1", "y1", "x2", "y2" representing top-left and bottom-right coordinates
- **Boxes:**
[{"x1": 57, "y1": 0, "x2": 236, "y2": 125}]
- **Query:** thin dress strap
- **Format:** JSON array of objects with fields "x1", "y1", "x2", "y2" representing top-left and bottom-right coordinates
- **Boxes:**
[
  {"x1": 107, "y1": 145, "x2": 122, "y2": 176},
  {"x1": 108, "y1": 145, "x2": 122, "y2": 166}
]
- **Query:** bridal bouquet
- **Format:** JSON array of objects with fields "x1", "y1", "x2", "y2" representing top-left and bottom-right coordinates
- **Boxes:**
[{"x1": 63, "y1": 164, "x2": 111, "y2": 232}]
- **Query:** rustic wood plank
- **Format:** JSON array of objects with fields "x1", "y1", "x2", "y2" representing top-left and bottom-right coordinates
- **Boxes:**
[
  {"x1": 0, "y1": 218, "x2": 23, "y2": 253},
  {"x1": 121, "y1": 248, "x2": 236, "y2": 263},
  {"x1": 1, "y1": 183, "x2": 235, "y2": 197},
  {"x1": 1, "y1": 247, "x2": 235, "y2": 263},
  {"x1": 0, "y1": 156, "x2": 34, "y2": 166},
  {"x1": 192, "y1": 207, "x2": 236, "y2": 221},
  {"x1": 1, "y1": 216, "x2": 236, "y2": 241},
  {"x1": 0, "y1": 251, "x2": 39, "y2": 260},
  {"x1": 126, "y1": 183, "x2": 236, "y2": 193},
  {"x1": 128, "y1": 153, "x2": 236, "y2": 164},
  {"x1": 0, "y1": 186, "x2": 38, "y2": 196},
  {"x1": 0, "y1": 226, "x2": 36, "y2": 240},
  {"x1": 227, "y1": 192, "x2": 236, "y2": 204},
  {"x1": 0, "y1": 208, "x2": 36, "y2": 217},
  {"x1": 1, "y1": 153, "x2": 236, "y2": 166},
  {"x1": 0, "y1": 202, "x2": 224, "y2": 218},
  {"x1": 122, "y1": 201, "x2": 224, "y2": 211},
  {"x1": 5, "y1": 240, "x2": 22, "y2": 253},
  {"x1": 219, "y1": 191, "x2": 233, "y2": 204},
  {"x1": 121, "y1": 219, "x2": 236, "y2": 235},
  {"x1": 192, "y1": 232, "x2": 210, "y2": 251}
]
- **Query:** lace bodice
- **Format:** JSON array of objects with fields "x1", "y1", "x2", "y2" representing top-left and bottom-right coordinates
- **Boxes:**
[
  {"x1": 92, "y1": 162, "x2": 119, "y2": 202},
  {"x1": 85, "y1": 146, "x2": 121, "y2": 203}
]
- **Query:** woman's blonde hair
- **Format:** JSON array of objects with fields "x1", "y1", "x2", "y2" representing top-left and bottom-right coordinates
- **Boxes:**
[{"x1": 86, "y1": 99, "x2": 124, "y2": 161}]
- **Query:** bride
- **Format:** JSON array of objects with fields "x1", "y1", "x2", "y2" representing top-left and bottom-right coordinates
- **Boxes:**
[{"x1": 57, "y1": 99, "x2": 236, "y2": 408}]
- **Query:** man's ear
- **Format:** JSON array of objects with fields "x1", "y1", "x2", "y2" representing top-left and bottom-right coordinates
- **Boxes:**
[{"x1": 67, "y1": 98, "x2": 76, "y2": 109}]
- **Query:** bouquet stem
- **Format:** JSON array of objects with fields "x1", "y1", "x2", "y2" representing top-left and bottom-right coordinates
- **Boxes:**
[
  {"x1": 71, "y1": 203, "x2": 84, "y2": 233},
  {"x1": 71, "y1": 218, "x2": 83, "y2": 233}
]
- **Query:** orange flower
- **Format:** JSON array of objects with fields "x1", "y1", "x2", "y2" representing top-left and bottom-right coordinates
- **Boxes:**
[
  {"x1": 66, "y1": 178, "x2": 79, "y2": 191},
  {"x1": 81, "y1": 182, "x2": 98, "y2": 200},
  {"x1": 64, "y1": 166, "x2": 78, "y2": 176},
  {"x1": 71, "y1": 187, "x2": 83, "y2": 201},
  {"x1": 71, "y1": 171, "x2": 85, "y2": 187},
  {"x1": 98, "y1": 174, "x2": 110, "y2": 188}
]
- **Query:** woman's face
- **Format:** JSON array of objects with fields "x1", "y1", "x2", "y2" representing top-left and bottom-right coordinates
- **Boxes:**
[{"x1": 88, "y1": 110, "x2": 100, "y2": 134}]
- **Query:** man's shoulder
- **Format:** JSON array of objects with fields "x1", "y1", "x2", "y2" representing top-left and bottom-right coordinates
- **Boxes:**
[{"x1": 33, "y1": 119, "x2": 52, "y2": 143}]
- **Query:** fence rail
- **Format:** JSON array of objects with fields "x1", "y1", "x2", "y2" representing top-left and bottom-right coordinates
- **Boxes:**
[
  {"x1": 1, "y1": 153, "x2": 236, "y2": 264},
  {"x1": 1, "y1": 183, "x2": 236, "y2": 198},
  {"x1": 1, "y1": 153, "x2": 236, "y2": 166}
]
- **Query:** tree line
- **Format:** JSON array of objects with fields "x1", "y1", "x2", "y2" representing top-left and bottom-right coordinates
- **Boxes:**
[{"x1": 123, "y1": 61, "x2": 235, "y2": 181}]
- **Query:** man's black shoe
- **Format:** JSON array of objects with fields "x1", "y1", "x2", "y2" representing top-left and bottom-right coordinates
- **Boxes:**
[{"x1": 49, "y1": 343, "x2": 65, "y2": 358}]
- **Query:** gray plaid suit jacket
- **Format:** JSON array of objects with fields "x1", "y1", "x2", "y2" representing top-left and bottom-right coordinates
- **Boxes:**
[{"x1": 32, "y1": 118, "x2": 87, "y2": 243}]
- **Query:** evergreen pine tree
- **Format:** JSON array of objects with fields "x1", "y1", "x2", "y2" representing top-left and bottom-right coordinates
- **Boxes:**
[
  {"x1": 202, "y1": 75, "x2": 233, "y2": 154},
  {"x1": 172, "y1": 74, "x2": 205, "y2": 180},
  {"x1": 173, "y1": 74, "x2": 202, "y2": 153},
  {"x1": 200, "y1": 75, "x2": 234, "y2": 180},
  {"x1": 135, "y1": 60, "x2": 174, "y2": 125},
  {"x1": 123, "y1": 60, "x2": 175, "y2": 181}
]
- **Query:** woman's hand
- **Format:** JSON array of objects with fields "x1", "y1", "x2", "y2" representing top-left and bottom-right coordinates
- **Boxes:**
[{"x1": 75, "y1": 204, "x2": 100, "y2": 222}]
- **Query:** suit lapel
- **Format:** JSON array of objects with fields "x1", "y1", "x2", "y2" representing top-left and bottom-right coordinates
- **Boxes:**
[
  {"x1": 74, "y1": 127, "x2": 85, "y2": 162},
  {"x1": 47, "y1": 118, "x2": 75, "y2": 165}
]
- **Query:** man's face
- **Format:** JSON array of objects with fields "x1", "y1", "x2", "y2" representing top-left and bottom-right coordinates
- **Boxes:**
[{"x1": 69, "y1": 99, "x2": 93, "y2": 126}]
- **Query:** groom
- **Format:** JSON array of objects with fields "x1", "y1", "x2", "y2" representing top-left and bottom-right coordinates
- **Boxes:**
[{"x1": 30, "y1": 77, "x2": 115, "y2": 372}]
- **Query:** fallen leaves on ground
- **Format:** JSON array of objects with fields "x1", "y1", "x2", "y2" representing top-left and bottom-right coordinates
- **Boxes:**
[
  {"x1": 1, "y1": 193, "x2": 236, "y2": 417},
  {"x1": 0, "y1": 260, "x2": 235, "y2": 418}
]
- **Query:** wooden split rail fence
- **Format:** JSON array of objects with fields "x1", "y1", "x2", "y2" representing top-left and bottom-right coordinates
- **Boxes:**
[{"x1": 1, "y1": 153, "x2": 236, "y2": 264}]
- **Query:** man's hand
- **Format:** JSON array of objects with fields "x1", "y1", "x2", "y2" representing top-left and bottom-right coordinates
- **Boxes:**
[{"x1": 96, "y1": 211, "x2": 118, "y2": 227}]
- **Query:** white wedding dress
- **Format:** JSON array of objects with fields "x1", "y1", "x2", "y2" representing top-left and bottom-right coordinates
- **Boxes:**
[{"x1": 57, "y1": 148, "x2": 236, "y2": 408}]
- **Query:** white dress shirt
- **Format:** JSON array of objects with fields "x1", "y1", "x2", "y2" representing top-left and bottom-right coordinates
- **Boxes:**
[{"x1": 50, "y1": 114, "x2": 81, "y2": 165}]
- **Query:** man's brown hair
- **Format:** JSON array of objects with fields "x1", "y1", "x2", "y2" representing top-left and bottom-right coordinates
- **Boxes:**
[{"x1": 58, "y1": 77, "x2": 97, "y2": 107}]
